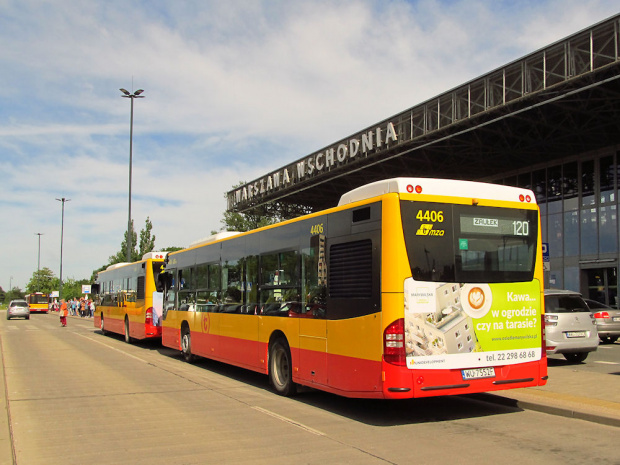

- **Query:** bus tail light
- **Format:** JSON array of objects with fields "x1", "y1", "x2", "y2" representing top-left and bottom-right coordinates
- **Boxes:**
[
  {"x1": 384, "y1": 319, "x2": 406, "y2": 366},
  {"x1": 145, "y1": 307, "x2": 153, "y2": 326}
]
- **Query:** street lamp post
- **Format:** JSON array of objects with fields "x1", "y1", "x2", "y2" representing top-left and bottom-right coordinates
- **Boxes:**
[
  {"x1": 55, "y1": 198, "x2": 70, "y2": 298},
  {"x1": 119, "y1": 88, "x2": 145, "y2": 263},
  {"x1": 35, "y1": 232, "x2": 43, "y2": 291}
]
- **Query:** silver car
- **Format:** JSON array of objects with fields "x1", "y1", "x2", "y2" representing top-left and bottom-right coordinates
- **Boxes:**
[
  {"x1": 543, "y1": 289, "x2": 598, "y2": 363},
  {"x1": 7, "y1": 300, "x2": 30, "y2": 320},
  {"x1": 584, "y1": 298, "x2": 620, "y2": 344}
]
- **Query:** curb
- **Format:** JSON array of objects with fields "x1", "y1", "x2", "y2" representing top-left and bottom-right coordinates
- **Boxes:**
[{"x1": 467, "y1": 392, "x2": 620, "y2": 428}]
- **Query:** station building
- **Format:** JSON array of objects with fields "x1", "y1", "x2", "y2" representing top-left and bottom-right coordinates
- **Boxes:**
[{"x1": 227, "y1": 15, "x2": 620, "y2": 306}]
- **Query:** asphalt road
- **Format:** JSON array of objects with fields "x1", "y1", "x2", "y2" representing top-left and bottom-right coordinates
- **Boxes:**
[
  {"x1": 547, "y1": 341, "x2": 620, "y2": 374},
  {"x1": 0, "y1": 312, "x2": 618, "y2": 465}
]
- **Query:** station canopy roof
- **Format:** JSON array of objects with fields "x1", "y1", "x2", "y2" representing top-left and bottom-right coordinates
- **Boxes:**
[{"x1": 227, "y1": 14, "x2": 620, "y2": 216}]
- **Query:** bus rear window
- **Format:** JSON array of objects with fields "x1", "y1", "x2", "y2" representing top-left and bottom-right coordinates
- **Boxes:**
[{"x1": 401, "y1": 201, "x2": 538, "y2": 283}]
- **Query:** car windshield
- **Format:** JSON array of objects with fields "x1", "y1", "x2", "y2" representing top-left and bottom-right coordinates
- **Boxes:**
[{"x1": 545, "y1": 295, "x2": 589, "y2": 313}]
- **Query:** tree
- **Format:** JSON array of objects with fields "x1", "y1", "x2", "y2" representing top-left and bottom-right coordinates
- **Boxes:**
[
  {"x1": 218, "y1": 182, "x2": 279, "y2": 233},
  {"x1": 160, "y1": 246, "x2": 183, "y2": 253},
  {"x1": 138, "y1": 216, "x2": 156, "y2": 258},
  {"x1": 107, "y1": 217, "x2": 156, "y2": 266},
  {"x1": 108, "y1": 219, "x2": 138, "y2": 264},
  {"x1": 26, "y1": 267, "x2": 59, "y2": 294},
  {"x1": 61, "y1": 277, "x2": 92, "y2": 300},
  {"x1": 4, "y1": 287, "x2": 25, "y2": 303}
]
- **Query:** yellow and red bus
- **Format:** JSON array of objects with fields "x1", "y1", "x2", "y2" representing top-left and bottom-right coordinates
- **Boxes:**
[
  {"x1": 93, "y1": 252, "x2": 167, "y2": 343},
  {"x1": 25, "y1": 293, "x2": 49, "y2": 313},
  {"x1": 160, "y1": 178, "x2": 547, "y2": 398}
]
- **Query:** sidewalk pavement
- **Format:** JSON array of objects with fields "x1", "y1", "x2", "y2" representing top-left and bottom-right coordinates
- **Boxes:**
[{"x1": 473, "y1": 362, "x2": 620, "y2": 427}]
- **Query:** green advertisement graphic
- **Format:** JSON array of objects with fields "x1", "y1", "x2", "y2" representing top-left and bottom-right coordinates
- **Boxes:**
[{"x1": 469, "y1": 281, "x2": 541, "y2": 351}]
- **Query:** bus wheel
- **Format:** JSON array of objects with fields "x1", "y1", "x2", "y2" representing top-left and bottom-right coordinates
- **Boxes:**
[
  {"x1": 124, "y1": 317, "x2": 132, "y2": 344},
  {"x1": 100, "y1": 314, "x2": 107, "y2": 335},
  {"x1": 181, "y1": 327, "x2": 195, "y2": 363},
  {"x1": 269, "y1": 338, "x2": 296, "y2": 396}
]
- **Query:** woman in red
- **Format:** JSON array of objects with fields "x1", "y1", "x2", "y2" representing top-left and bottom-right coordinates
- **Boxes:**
[{"x1": 60, "y1": 299, "x2": 68, "y2": 327}]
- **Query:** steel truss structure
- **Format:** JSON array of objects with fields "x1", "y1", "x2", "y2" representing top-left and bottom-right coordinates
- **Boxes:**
[{"x1": 228, "y1": 14, "x2": 620, "y2": 216}]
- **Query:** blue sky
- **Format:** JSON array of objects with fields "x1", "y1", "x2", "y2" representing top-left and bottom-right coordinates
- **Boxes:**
[{"x1": 1, "y1": 0, "x2": 618, "y2": 291}]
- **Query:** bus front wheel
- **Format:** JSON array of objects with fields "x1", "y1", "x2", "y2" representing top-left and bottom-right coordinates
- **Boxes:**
[
  {"x1": 181, "y1": 327, "x2": 195, "y2": 363},
  {"x1": 269, "y1": 338, "x2": 296, "y2": 396}
]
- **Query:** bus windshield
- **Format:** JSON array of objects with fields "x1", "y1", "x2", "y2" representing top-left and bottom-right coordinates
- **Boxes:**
[
  {"x1": 29, "y1": 294, "x2": 49, "y2": 305},
  {"x1": 401, "y1": 201, "x2": 538, "y2": 283}
]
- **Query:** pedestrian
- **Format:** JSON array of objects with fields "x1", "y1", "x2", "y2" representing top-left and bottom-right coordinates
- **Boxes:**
[{"x1": 60, "y1": 299, "x2": 68, "y2": 327}]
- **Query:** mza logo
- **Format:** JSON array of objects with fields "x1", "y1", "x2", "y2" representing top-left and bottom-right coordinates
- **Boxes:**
[{"x1": 415, "y1": 224, "x2": 445, "y2": 236}]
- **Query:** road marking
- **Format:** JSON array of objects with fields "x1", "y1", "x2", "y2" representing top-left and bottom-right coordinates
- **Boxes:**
[
  {"x1": 252, "y1": 406, "x2": 325, "y2": 436},
  {"x1": 73, "y1": 332, "x2": 150, "y2": 364},
  {"x1": 593, "y1": 361, "x2": 619, "y2": 365}
]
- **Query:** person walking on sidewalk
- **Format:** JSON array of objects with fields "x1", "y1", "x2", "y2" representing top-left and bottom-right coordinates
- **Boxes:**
[{"x1": 60, "y1": 299, "x2": 68, "y2": 327}]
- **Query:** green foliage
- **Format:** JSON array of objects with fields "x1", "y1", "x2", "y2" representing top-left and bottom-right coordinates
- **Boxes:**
[
  {"x1": 218, "y1": 182, "x2": 279, "y2": 233},
  {"x1": 107, "y1": 217, "x2": 157, "y2": 266},
  {"x1": 160, "y1": 246, "x2": 183, "y2": 253},
  {"x1": 4, "y1": 287, "x2": 25, "y2": 303},
  {"x1": 26, "y1": 267, "x2": 59, "y2": 294},
  {"x1": 91, "y1": 218, "x2": 176, "y2": 283},
  {"x1": 139, "y1": 217, "x2": 156, "y2": 258},
  {"x1": 108, "y1": 219, "x2": 139, "y2": 264},
  {"x1": 61, "y1": 277, "x2": 92, "y2": 300}
]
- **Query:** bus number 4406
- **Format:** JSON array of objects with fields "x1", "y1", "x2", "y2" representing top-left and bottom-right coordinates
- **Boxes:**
[{"x1": 416, "y1": 210, "x2": 444, "y2": 222}]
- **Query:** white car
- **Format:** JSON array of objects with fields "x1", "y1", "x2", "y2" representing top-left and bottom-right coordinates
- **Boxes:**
[
  {"x1": 7, "y1": 300, "x2": 30, "y2": 320},
  {"x1": 543, "y1": 289, "x2": 598, "y2": 363}
]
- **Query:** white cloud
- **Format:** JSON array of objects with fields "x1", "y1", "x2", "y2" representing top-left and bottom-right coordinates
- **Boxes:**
[{"x1": 1, "y1": 0, "x2": 618, "y2": 289}]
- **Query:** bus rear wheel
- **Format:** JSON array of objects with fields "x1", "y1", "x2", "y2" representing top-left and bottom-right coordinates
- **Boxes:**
[
  {"x1": 181, "y1": 327, "x2": 195, "y2": 363},
  {"x1": 124, "y1": 317, "x2": 132, "y2": 344},
  {"x1": 269, "y1": 338, "x2": 296, "y2": 396}
]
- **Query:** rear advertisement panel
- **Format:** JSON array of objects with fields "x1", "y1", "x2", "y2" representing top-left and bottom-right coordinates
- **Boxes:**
[{"x1": 404, "y1": 278, "x2": 542, "y2": 370}]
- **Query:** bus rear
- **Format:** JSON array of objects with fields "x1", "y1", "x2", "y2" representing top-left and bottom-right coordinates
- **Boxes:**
[
  {"x1": 26, "y1": 293, "x2": 50, "y2": 313},
  {"x1": 343, "y1": 178, "x2": 547, "y2": 398}
]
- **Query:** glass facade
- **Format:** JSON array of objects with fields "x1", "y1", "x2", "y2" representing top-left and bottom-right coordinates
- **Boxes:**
[{"x1": 493, "y1": 145, "x2": 620, "y2": 307}]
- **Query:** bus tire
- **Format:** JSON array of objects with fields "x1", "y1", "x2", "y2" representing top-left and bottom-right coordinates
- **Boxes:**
[
  {"x1": 269, "y1": 338, "x2": 296, "y2": 396},
  {"x1": 124, "y1": 317, "x2": 132, "y2": 344},
  {"x1": 100, "y1": 314, "x2": 107, "y2": 335},
  {"x1": 181, "y1": 326, "x2": 195, "y2": 363}
]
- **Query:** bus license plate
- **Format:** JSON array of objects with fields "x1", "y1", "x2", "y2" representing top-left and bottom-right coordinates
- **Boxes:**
[
  {"x1": 566, "y1": 331, "x2": 586, "y2": 338},
  {"x1": 461, "y1": 367, "x2": 495, "y2": 380}
]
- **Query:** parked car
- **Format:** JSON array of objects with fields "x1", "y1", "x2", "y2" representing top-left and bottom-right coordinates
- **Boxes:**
[
  {"x1": 7, "y1": 300, "x2": 30, "y2": 320},
  {"x1": 543, "y1": 289, "x2": 598, "y2": 363},
  {"x1": 584, "y1": 298, "x2": 620, "y2": 344}
]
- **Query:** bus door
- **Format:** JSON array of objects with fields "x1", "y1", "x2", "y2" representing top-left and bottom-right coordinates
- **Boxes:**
[{"x1": 298, "y1": 232, "x2": 327, "y2": 385}]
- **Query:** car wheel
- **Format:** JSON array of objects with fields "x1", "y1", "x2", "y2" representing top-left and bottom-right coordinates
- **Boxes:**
[
  {"x1": 269, "y1": 337, "x2": 296, "y2": 396},
  {"x1": 563, "y1": 352, "x2": 589, "y2": 363},
  {"x1": 6, "y1": 315, "x2": 10, "y2": 320},
  {"x1": 26, "y1": 316, "x2": 30, "y2": 320}
]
